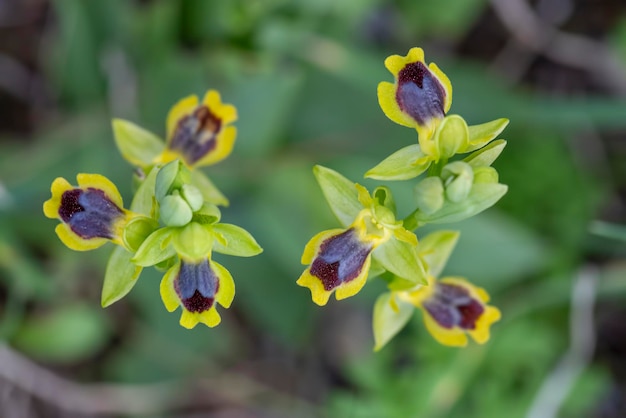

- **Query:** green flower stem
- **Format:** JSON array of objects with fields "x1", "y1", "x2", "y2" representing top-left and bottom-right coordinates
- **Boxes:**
[
  {"x1": 402, "y1": 209, "x2": 424, "y2": 231},
  {"x1": 427, "y1": 157, "x2": 448, "y2": 177}
]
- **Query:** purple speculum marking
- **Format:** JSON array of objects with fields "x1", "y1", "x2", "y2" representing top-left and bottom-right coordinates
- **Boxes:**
[
  {"x1": 59, "y1": 188, "x2": 124, "y2": 240},
  {"x1": 169, "y1": 106, "x2": 222, "y2": 165},
  {"x1": 175, "y1": 259, "x2": 219, "y2": 313},
  {"x1": 310, "y1": 229, "x2": 373, "y2": 292},
  {"x1": 396, "y1": 61, "x2": 446, "y2": 125},
  {"x1": 423, "y1": 283, "x2": 484, "y2": 330}
]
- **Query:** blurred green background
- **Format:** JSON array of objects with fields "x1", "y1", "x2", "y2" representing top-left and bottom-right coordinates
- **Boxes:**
[{"x1": 1, "y1": 0, "x2": 626, "y2": 417}]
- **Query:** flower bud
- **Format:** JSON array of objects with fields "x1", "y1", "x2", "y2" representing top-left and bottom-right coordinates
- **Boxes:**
[
  {"x1": 473, "y1": 166, "x2": 499, "y2": 184},
  {"x1": 442, "y1": 161, "x2": 473, "y2": 203},
  {"x1": 181, "y1": 184, "x2": 204, "y2": 212},
  {"x1": 159, "y1": 194, "x2": 193, "y2": 227},
  {"x1": 415, "y1": 177, "x2": 444, "y2": 214}
]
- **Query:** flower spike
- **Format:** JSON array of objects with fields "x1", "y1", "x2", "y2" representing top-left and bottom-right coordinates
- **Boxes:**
[
  {"x1": 160, "y1": 257, "x2": 235, "y2": 328},
  {"x1": 378, "y1": 47, "x2": 452, "y2": 141},
  {"x1": 157, "y1": 90, "x2": 237, "y2": 168},
  {"x1": 43, "y1": 174, "x2": 138, "y2": 251},
  {"x1": 401, "y1": 276, "x2": 501, "y2": 347}
]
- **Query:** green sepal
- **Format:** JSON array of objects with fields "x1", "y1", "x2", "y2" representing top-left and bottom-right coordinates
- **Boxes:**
[
  {"x1": 373, "y1": 238, "x2": 427, "y2": 284},
  {"x1": 192, "y1": 203, "x2": 221, "y2": 225},
  {"x1": 132, "y1": 227, "x2": 176, "y2": 267},
  {"x1": 211, "y1": 223, "x2": 263, "y2": 257},
  {"x1": 101, "y1": 246, "x2": 143, "y2": 307},
  {"x1": 122, "y1": 216, "x2": 159, "y2": 252},
  {"x1": 416, "y1": 230, "x2": 460, "y2": 278},
  {"x1": 415, "y1": 177, "x2": 444, "y2": 215},
  {"x1": 191, "y1": 170, "x2": 229, "y2": 207},
  {"x1": 373, "y1": 292, "x2": 414, "y2": 351},
  {"x1": 373, "y1": 186, "x2": 396, "y2": 215},
  {"x1": 173, "y1": 222, "x2": 213, "y2": 261},
  {"x1": 435, "y1": 115, "x2": 469, "y2": 159},
  {"x1": 130, "y1": 166, "x2": 159, "y2": 217},
  {"x1": 413, "y1": 183, "x2": 508, "y2": 224},
  {"x1": 465, "y1": 118, "x2": 509, "y2": 152},
  {"x1": 112, "y1": 119, "x2": 164, "y2": 167},
  {"x1": 464, "y1": 139, "x2": 507, "y2": 168},
  {"x1": 159, "y1": 194, "x2": 193, "y2": 227},
  {"x1": 364, "y1": 145, "x2": 431, "y2": 181},
  {"x1": 313, "y1": 165, "x2": 361, "y2": 228}
]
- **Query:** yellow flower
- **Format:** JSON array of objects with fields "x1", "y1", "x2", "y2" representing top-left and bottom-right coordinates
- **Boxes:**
[
  {"x1": 400, "y1": 276, "x2": 501, "y2": 347},
  {"x1": 160, "y1": 257, "x2": 235, "y2": 328},
  {"x1": 297, "y1": 209, "x2": 391, "y2": 306},
  {"x1": 43, "y1": 174, "x2": 136, "y2": 251},
  {"x1": 156, "y1": 90, "x2": 237, "y2": 168},
  {"x1": 378, "y1": 47, "x2": 452, "y2": 144}
]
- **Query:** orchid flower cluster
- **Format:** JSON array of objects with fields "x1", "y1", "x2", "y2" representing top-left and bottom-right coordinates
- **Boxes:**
[
  {"x1": 44, "y1": 91, "x2": 262, "y2": 329},
  {"x1": 296, "y1": 47, "x2": 507, "y2": 349}
]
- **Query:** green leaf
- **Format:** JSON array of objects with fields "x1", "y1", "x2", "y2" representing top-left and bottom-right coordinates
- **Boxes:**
[
  {"x1": 101, "y1": 246, "x2": 143, "y2": 307},
  {"x1": 212, "y1": 223, "x2": 263, "y2": 257},
  {"x1": 132, "y1": 227, "x2": 176, "y2": 266},
  {"x1": 365, "y1": 145, "x2": 431, "y2": 181},
  {"x1": 373, "y1": 292, "x2": 415, "y2": 351},
  {"x1": 313, "y1": 165, "x2": 361, "y2": 227},
  {"x1": 464, "y1": 139, "x2": 507, "y2": 168},
  {"x1": 191, "y1": 170, "x2": 229, "y2": 207},
  {"x1": 414, "y1": 183, "x2": 508, "y2": 224},
  {"x1": 112, "y1": 118, "x2": 164, "y2": 167},
  {"x1": 465, "y1": 118, "x2": 509, "y2": 152},
  {"x1": 373, "y1": 238, "x2": 427, "y2": 284},
  {"x1": 416, "y1": 230, "x2": 460, "y2": 278}
]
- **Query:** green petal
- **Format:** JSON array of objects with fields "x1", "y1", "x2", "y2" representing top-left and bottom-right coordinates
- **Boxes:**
[
  {"x1": 435, "y1": 115, "x2": 469, "y2": 159},
  {"x1": 416, "y1": 230, "x2": 460, "y2": 278},
  {"x1": 373, "y1": 292, "x2": 414, "y2": 351},
  {"x1": 313, "y1": 165, "x2": 361, "y2": 228},
  {"x1": 464, "y1": 118, "x2": 509, "y2": 152},
  {"x1": 191, "y1": 170, "x2": 229, "y2": 207},
  {"x1": 373, "y1": 238, "x2": 427, "y2": 284},
  {"x1": 132, "y1": 227, "x2": 176, "y2": 267},
  {"x1": 464, "y1": 139, "x2": 507, "y2": 168},
  {"x1": 365, "y1": 144, "x2": 431, "y2": 181},
  {"x1": 414, "y1": 183, "x2": 508, "y2": 224},
  {"x1": 112, "y1": 119, "x2": 164, "y2": 167},
  {"x1": 101, "y1": 246, "x2": 143, "y2": 307},
  {"x1": 373, "y1": 186, "x2": 397, "y2": 215},
  {"x1": 211, "y1": 223, "x2": 263, "y2": 257}
]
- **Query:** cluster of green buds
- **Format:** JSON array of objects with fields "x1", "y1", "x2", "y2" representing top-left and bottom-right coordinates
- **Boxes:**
[
  {"x1": 297, "y1": 47, "x2": 507, "y2": 349},
  {"x1": 43, "y1": 90, "x2": 262, "y2": 329}
]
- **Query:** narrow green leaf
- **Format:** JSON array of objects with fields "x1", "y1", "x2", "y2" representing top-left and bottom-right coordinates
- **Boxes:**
[
  {"x1": 212, "y1": 223, "x2": 263, "y2": 257},
  {"x1": 365, "y1": 145, "x2": 431, "y2": 181},
  {"x1": 112, "y1": 119, "x2": 164, "y2": 167},
  {"x1": 101, "y1": 246, "x2": 142, "y2": 307},
  {"x1": 373, "y1": 292, "x2": 414, "y2": 351},
  {"x1": 313, "y1": 165, "x2": 361, "y2": 227}
]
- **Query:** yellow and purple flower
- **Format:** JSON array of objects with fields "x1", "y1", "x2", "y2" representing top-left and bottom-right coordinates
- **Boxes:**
[
  {"x1": 160, "y1": 256, "x2": 235, "y2": 328},
  {"x1": 43, "y1": 174, "x2": 138, "y2": 251},
  {"x1": 297, "y1": 209, "x2": 391, "y2": 306},
  {"x1": 401, "y1": 276, "x2": 501, "y2": 347},
  {"x1": 157, "y1": 90, "x2": 237, "y2": 169},
  {"x1": 378, "y1": 47, "x2": 452, "y2": 144}
]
